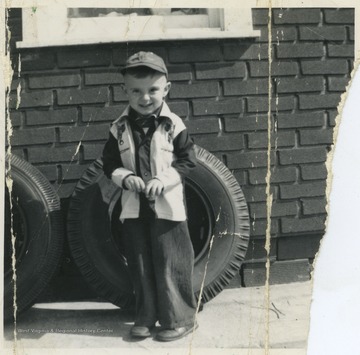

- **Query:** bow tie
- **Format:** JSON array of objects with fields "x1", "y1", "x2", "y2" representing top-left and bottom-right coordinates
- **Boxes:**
[{"x1": 135, "y1": 115, "x2": 156, "y2": 128}]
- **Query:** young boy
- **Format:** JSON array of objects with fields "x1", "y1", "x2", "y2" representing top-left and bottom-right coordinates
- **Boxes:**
[{"x1": 102, "y1": 51, "x2": 198, "y2": 342}]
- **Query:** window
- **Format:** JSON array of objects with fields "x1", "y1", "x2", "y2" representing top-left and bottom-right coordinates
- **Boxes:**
[{"x1": 17, "y1": 5, "x2": 260, "y2": 48}]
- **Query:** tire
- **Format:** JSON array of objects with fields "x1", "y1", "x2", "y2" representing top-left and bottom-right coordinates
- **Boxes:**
[
  {"x1": 4, "y1": 154, "x2": 64, "y2": 321},
  {"x1": 67, "y1": 145, "x2": 250, "y2": 307}
]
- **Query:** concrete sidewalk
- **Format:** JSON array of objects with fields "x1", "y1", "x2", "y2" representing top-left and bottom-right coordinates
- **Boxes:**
[{"x1": 3, "y1": 281, "x2": 312, "y2": 354}]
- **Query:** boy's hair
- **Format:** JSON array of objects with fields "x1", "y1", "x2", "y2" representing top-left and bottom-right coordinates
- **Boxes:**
[{"x1": 122, "y1": 65, "x2": 165, "y2": 79}]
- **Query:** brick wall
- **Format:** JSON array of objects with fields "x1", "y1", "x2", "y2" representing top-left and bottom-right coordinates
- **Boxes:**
[{"x1": 7, "y1": 8, "x2": 354, "y2": 286}]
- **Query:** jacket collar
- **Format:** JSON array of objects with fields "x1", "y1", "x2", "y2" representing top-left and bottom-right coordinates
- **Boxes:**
[{"x1": 114, "y1": 102, "x2": 172, "y2": 125}]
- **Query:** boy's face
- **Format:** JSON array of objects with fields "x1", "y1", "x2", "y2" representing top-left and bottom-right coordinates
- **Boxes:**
[{"x1": 122, "y1": 72, "x2": 171, "y2": 117}]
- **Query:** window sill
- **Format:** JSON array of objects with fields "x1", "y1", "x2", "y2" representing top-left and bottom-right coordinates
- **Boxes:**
[{"x1": 16, "y1": 29, "x2": 260, "y2": 49}]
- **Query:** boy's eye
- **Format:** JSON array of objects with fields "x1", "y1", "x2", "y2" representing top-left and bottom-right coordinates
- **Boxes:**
[{"x1": 150, "y1": 88, "x2": 159, "y2": 93}]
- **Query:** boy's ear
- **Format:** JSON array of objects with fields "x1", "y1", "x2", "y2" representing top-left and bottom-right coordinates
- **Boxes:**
[{"x1": 164, "y1": 81, "x2": 171, "y2": 97}]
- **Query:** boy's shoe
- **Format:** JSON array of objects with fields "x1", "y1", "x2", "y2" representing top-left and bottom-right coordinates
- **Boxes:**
[
  {"x1": 130, "y1": 325, "x2": 154, "y2": 338},
  {"x1": 155, "y1": 323, "x2": 198, "y2": 342}
]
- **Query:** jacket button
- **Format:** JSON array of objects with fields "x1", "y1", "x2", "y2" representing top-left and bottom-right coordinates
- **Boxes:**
[{"x1": 144, "y1": 172, "x2": 148, "y2": 176}]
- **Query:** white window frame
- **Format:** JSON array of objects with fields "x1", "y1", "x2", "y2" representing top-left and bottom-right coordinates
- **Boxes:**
[{"x1": 16, "y1": 5, "x2": 260, "y2": 48}]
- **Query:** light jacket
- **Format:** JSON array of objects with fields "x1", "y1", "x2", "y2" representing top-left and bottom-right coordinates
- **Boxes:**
[{"x1": 107, "y1": 103, "x2": 194, "y2": 222}]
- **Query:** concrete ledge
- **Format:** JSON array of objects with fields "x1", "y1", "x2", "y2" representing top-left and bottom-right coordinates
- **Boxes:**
[
  {"x1": 4, "y1": 282, "x2": 312, "y2": 352},
  {"x1": 242, "y1": 259, "x2": 312, "y2": 287}
]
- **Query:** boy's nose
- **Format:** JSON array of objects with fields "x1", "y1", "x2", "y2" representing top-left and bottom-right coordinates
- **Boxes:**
[{"x1": 140, "y1": 93, "x2": 151, "y2": 102}]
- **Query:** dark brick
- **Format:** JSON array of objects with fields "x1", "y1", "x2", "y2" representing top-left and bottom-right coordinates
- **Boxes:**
[
  {"x1": 21, "y1": 51, "x2": 56, "y2": 71},
  {"x1": 281, "y1": 216, "x2": 325, "y2": 233},
  {"x1": 82, "y1": 105, "x2": 127, "y2": 123},
  {"x1": 27, "y1": 108, "x2": 78, "y2": 126},
  {"x1": 247, "y1": 96, "x2": 294, "y2": 112},
  {"x1": 169, "y1": 46, "x2": 221, "y2": 63},
  {"x1": 328, "y1": 76, "x2": 351, "y2": 91},
  {"x1": 35, "y1": 165, "x2": 58, "y2": 181},
  {"x1": 9, "y1": 111, "x2": 22, "y2": 127},
  {"x1": 250, "y1": 201, "x2": 298, "y2": 219},
  {"x1": 225, "y1": 115, "x2": 268, "y2": 132},
  {"x1": 28, "y1": 146, "x2": 79, "y2": 163},
  {"x1": 193, "y1": 99, "x2": 243, "y2": 116},
  {"x1": 270, "y1": 260, "x2": 311, "y2": 283},
  {"x1": 112, "y1": 48, "x2": 132, "y2": 66},
  {"x1": 232, "y1": 170, "x2": 247, "y2": 186},
  {"x1": 224, "y1": 79, "x2": 268, "y2": 96},
  {"x1": 276, "y1": 77, "x2": 324, "y2": 93},
  {"x1": 29, "y1": 74, "x2": 81, "y2": 89},
  {"x1": 328, "y1": 44, "x2": 354, "y2": 58},
  {"x1": 279, "y1": 147, "x2": 327, "y2": 165},
  {"x1": 249, "y1": 166, "x2": 297, "y2": 185},
  {"x1": 61, "y1": 164, "x2": 88, "y2": 181},
  {"x1": 59, "y1": 124, "x2": 110, "y2": 143},
  {"x1": 242, "y1": 263, "x2": 267, "y2": 287},
  {"x1": 299, "y1": 93, "x2": 342, "y2": 109},
  {"x1": 301, "y1": 164, "x2": 327, "y2": 180},
  {"x1": 280, "y1": 181, "x2": 326, "y2": 199},
  {"x1": 9, "y1": 91, "x2": 53, "y2": 109},
  {"x1": 302, "y1": 197, "x2": 327, "y2": 215},
  {"x1": 224, "y1": 43, "x2": 268, "y2": 61},
  {"x1": 249, "y1": 61, "x2": 299, "y2": 77},
  {"x1": 299, "y1": 26, "x2": 346, "y2": 41},
  {"x1": 11, "y1": 148, "x2": 25, "y2": 159},
  {"x1": 349, "y1": 26, "x2": 354, "y2": 41},
  {"x1": 83, "y1": 144, "x2": 103, "y2": 160},
  {"x1": 277, "y1": 43, "x2": 324, "y2": 58},
  {"x1": 58, "y1": 48, "x2": 111, "y2": 68},
  {"x1": 252, "y1": 9, "x2": 269, "y2": 26},
  {"x1": 169, "y1": 82, "x2": 219, "y2": 99},
  {"x1": 273, "y1": 9, "x2": 321, "y2": 24},
  {"x1": 244, "y1": 236, "x2": 277, "y2": 262},
  {"x1": 84, "y1": 71, "x2": 123, "y2": 85},
  {"x1": 301, "y1": 60, "x2": 348, "y2": 74},
  {"x1": 193, "y1": 134, "x2": 244, "y2": 152},
  {"x1": 243, "y1": 185, "x2": 278, "y2": 203},
  {"x1": 328, "y1": 110, "x2": 338, "y2": 127},
  {"x1": 249, "y1": 218, "x2": 279, "y2": 236},
  {"x1": 167, "y1": 65, "x2": 192, "y2": 81},
  {"x1": 167, "y1": 102, "x2": 189, "y2": 118},
  {"x1": 227, "y1": 151, "x2": 276, "y2": 170},
  {"x1": 248, "y1": 131, "x2": 295, "y2": 149},
  {"x1": 113, "y1": 86, "x2": 128, "y2": 102},
  {"x1": 277, "y1": 234, "x2": 322, "y2": 260},
  {"x1": 255, "y1": 27, "x2": 297, "y2": 42},
  {"x1": 11, "y1": 127, "x2": 55, "y2": 146},
  {"x1": 277, "y1": 112, "x2": 324, "y2": 128},
  {"x1": 300, "y1": 129, "x2": 334, "y2": 145},
  {"x1": 242, "y1": 259, "x2": 311, "y2": 286},
  {"x1": 10, "y1": 78, "x2": 21, "y2": 91},
  {"x1": 195, "y1": 62, "x2": 246, "y2": 80},
  {"x1": 57, "y1": 87, "x2": 108, "y2": 106},
  {"x1": 241, "y1": 262, "x2": 271, "y2": 286},
  {"x1": 324, "y1": 9, "x2": 355, "y2": 24},
  {"x1": 185, "y1": 118, "x2": 219, "y2": 134},
  {"x1": 7, "y1": 15, "x2": 22, "y2": 38}
]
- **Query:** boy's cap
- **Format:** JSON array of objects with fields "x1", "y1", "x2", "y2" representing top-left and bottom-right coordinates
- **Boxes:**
[{"x1": 121, "y1": 51, "x2": 168, "y2": 77}]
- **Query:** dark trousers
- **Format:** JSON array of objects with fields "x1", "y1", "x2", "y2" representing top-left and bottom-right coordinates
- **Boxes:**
[{"x1": 122, "y1": 218, "x2": 197, "y2": 329}]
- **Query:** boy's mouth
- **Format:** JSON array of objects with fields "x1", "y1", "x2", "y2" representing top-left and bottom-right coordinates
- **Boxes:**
[{"x1": 139, "y1": 103, "x2": 153, "y2": 108}]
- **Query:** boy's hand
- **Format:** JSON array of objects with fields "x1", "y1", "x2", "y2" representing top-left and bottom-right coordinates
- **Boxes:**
[
  {"x1": 123, "y1": 175, "x2": 145, "y2": 193},
  {"x1": 145, "y1": 179, "x2": 164, "y2": 199}
]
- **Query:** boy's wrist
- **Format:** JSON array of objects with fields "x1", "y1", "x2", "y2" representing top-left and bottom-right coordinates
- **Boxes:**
[{"x1": 152, "y1": 177, "x2": 163, "y2": 183}]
